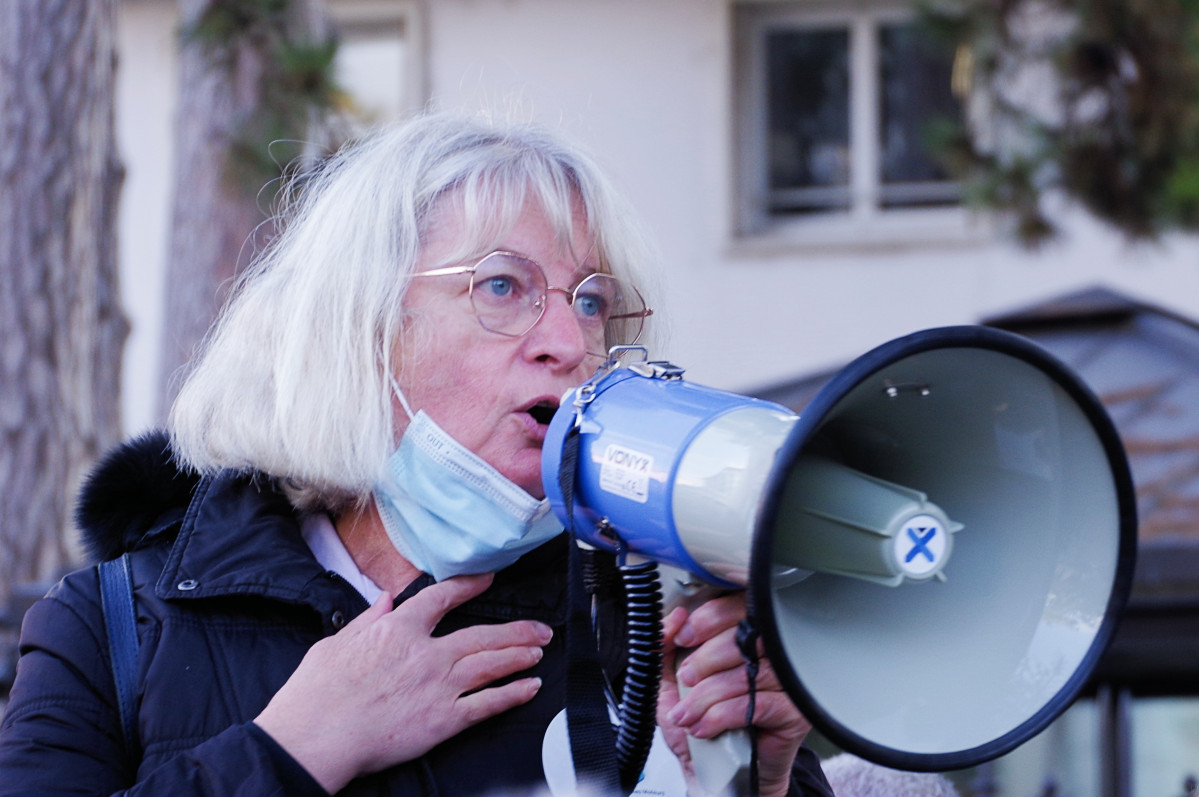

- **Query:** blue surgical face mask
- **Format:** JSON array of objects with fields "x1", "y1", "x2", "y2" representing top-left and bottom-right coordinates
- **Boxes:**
[{"x1": 373, "y1": 409, "x2": 563, "y2": 582}]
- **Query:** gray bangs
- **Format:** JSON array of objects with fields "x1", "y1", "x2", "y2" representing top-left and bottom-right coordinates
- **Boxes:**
[{"x1": 420, "y1": 144, "x2": 597, "y2": 270}]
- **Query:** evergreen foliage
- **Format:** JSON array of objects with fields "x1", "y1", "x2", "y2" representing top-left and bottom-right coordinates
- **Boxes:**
[
  {"x1": 920, "y1": 0, "x2": 1199, "y2": 245},
  {"x1": 183, "y1": 0, "x2": 351, "y2": 192}
]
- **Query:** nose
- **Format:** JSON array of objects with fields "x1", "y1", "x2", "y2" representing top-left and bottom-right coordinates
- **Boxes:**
[{"x1": 524, "y1": 288, "x2": 590, "y2": 370}]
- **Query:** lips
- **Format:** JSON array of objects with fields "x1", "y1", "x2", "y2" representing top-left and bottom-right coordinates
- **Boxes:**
[{"x1": 525, "y1": 399, "x2": 558, "y2": 426}]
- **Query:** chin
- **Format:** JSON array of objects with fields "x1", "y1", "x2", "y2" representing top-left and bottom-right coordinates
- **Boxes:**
[
  {"x1": 493, "y1": 463, "x2": 543, "y2": 498},
  {"x1": 503, "y1": 452, "x2": 546, "y2": 498},
  {"x1": 520, "y1": 477, "x2": 546, "y2": 501}
]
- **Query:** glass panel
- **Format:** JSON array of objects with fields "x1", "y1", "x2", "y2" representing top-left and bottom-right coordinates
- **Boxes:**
[
  {"x1": 1132, "y1": 697, "x2": 1199, "y2": 797},
  {"x1": 878, "y1": 23, "x2": 960, "y2": 207},
  {"x1": 940, "y1": 695, "x2": 1199, "y2": 796},
  {"x1": 336, "y1": 27, "x2": 408, "y2": 128},
  {"x1": 982, "y1": 698, "x2": 1101, "y2": 797},
  {"x1": 766, "y1": 28, "x2": 850, "y2": 213}
]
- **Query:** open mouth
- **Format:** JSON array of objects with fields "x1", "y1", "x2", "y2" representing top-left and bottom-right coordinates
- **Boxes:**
[{"x1": 526, "y1": 401, "x2": 558, "y2": 426}]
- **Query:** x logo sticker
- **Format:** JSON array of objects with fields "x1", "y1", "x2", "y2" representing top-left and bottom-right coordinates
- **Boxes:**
[{"x1": 905, "y1": 526, "x2": 937, "y2": 564}]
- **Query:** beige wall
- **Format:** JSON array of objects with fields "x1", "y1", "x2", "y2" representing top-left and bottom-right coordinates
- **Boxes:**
[
  {"x1": 116, "y1": 0, "x2": 179, "y2": 435},
  {"x1": 117, "y1": 0, "x2": 1199, "y2": 432},
  {"x1": 423, "y1": 0, "x2": 1199, "y2": 394}
]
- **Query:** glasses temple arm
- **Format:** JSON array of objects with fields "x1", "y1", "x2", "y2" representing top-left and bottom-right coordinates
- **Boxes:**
[{"x1": 608, "y1": 308, "x2": 654, "y2": 320}]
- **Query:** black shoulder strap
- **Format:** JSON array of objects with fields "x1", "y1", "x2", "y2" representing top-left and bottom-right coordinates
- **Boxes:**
[
  {"x1": 97, "y1": 554, "x2": 139, "y2": 755},
  {"x1": 560, "y1": 424, "x2": 623, "y2": 795}
]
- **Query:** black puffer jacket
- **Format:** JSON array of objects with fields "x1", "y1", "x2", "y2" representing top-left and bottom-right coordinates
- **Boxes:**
[{"x1": 0, "y1": 433, "x2": 832, "y2": 796}]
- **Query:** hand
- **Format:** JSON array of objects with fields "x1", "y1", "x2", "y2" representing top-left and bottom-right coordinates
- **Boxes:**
[
  {"x1": 255, "y1": 573, "x2": 551, "y2": 793},
  {"x1": 657, "y1": 592, "x2": 811, "y2": 797}
]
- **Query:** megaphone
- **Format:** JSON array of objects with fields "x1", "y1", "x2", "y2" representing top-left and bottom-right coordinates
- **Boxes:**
[{"x1": 542, "y1": 325, "x2": 1136, "y2": 777}]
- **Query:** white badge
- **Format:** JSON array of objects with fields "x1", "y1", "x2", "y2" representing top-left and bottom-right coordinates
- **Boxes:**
[{"x1": 541, "y1": 708, "x2": 690, "y2": 797}]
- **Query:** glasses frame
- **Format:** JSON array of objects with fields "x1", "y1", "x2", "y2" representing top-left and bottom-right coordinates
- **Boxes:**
[{"x1": 413, "y1": 250, "x2": 653, "y2": 354}]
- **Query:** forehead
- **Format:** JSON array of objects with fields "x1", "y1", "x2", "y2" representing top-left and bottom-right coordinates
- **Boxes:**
[{"x1": 419, "y1": 189, "x2": 599, "y2": 271}]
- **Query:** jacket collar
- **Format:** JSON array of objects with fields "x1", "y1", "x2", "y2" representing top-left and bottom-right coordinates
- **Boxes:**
[
  {"x1": 155, "y1": 470, "x2": 350, "y2": 611},
  {"x1": 154, "y1": 468, "x2": 569, "y2": 626}
]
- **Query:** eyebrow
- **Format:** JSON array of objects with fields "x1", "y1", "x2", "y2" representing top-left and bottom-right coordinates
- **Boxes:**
[
  {"x1": 502, "y1": 249, "x2": 600, "y2": 287},
  {"x1": 566, "y1": 263, "x2": 601, "y2": 286}
]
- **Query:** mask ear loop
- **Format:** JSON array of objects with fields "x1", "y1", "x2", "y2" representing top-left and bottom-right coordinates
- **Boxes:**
[{"x1": 388, "y1": 372, "x2": 416, "y2": 423}]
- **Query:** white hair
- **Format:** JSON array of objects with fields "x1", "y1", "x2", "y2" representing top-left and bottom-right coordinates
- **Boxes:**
[
  {"x1": 169, "y1": 111, "x2": 661, "y2": 510},
  {"x1": 821, "y1": 754, "x2": 960, "y2": 797}
]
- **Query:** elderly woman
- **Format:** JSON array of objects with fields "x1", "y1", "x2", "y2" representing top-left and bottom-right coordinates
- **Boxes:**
[{"x1": 0, "y1": 113, "x2": 831, "y2": 796}]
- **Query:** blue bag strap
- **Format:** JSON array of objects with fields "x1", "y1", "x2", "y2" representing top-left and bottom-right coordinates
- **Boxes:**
[{"x1": 97, "y1": 554, "x2": 139, "y2": 755}]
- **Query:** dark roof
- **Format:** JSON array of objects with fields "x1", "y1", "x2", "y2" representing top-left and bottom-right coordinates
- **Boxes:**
[
  {"x1": 984, "y1": 287, "x2": 1199, "y2": 546},
  {"x1": 753, "y1": 286, "x2": 1199, "y2": 547},
  {"x1": 752, "y1": 287, "x2": 1199, "y2": 693}
]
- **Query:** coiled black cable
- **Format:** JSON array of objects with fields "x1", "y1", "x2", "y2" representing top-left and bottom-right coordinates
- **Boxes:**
[{"x1": 614, "y1": 559, "x2": 663, "y2": 794}]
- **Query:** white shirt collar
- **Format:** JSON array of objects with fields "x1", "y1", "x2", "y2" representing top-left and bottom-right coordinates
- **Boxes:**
[{"x1": 300, "y1": 512, "x2": 384, "y2": 605}]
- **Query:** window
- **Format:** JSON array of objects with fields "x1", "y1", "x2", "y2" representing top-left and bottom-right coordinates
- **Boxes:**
[
  {"x1": 330, "y1": 0, "x2": 424, "y2": 129},
  {"x1": 735, "y1": 1, "x2": 979, "y2": 248}
]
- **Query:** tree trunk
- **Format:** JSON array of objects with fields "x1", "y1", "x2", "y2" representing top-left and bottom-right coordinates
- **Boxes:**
[
  {"x1": 0, "y1": 0, "x2": 127, "y2": 601},
  {"x1": 158, "y1": 0, "x2": 332, "y2": 416}
]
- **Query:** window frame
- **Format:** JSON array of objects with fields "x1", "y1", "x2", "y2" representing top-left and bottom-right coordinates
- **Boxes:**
[
  {"x1": 733, "y1": 1, "x2": 989, "y2": 251},
  {"x1": 329, "y1": 0, "x2": 427, "y2": 125}
]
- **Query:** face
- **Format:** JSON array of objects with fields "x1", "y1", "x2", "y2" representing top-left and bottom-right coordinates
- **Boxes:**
[{"x1": 395, "y1": 197, "x2": 604, "y2": 498}]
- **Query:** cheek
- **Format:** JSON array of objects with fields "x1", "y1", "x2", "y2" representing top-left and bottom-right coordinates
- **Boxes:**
[
  {"x1": 398, "y1": 312, "x2": 488, "y2": 410},
  {"x1": 407, "y1": 353, "x2": 508, "y2": 443}
]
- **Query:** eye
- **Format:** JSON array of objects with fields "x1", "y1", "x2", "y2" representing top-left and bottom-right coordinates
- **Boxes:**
[
  {"x1": 472, "y1": 253, "x2": 542, "y2": 309},
  {"x1": 476, "y1": 270, "x2": 535, "y2": 307},
  {"x1": 573, "y1": 291, "x2": 607, "y2": 319},
  {"x1": 573, "y1": 275, "x2": 618, "y2": 321},
  {"x1": 481, "y1": 274, "x2": 516, "y2": 299}
]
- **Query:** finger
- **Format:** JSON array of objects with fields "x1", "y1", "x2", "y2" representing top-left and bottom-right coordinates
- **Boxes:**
[
  {"x1": 672, "y1": 659, "x2": 787, "y2": 723},
  {"x1": 438, "y1": 618, "x2": 553, "y2": 660},
  {"x1": 668, "y1": 665, "x2": 747, "y2": 727},
  {"x1": 673, "y1": 694, "x2": 744, "y2": 739},
  {"x1": 399, "y1": 573, "x2": 494, "y2": 633},
  {"x1": 453, "y1": 676, "x2": 544, "y2": 727},
  {"x1": 340, "y1": 590, "x2": 395, "y2": 632},
  {"x1": 676, "y1": 625, "x2": 743, "y2": 685},
  {"x1": 743, "y1": 691, "x2": 809, "y2": 735},
  {"x1": 450, "y1": 643, "x2": 546, "y2": 692},
  {"x1": 676, "y1": 690, "x2": 805, "y2": 740},
  {"x1": 678, "y1": 639, "x2": 784, "y2": 690},
  {"x1": 661, "y1": 606, "x2": 688, "y2": 654},
  {"x1": 673, "y1": 592, "x2": 746, "y2": 648}
]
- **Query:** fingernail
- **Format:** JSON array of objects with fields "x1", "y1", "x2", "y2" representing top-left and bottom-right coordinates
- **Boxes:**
[
  {"x1": 677, "y1": 661, "x2": 696, "y2": 687},
  {"x1": 675, "y1": 625, "x2": 696, "y2": 648}
]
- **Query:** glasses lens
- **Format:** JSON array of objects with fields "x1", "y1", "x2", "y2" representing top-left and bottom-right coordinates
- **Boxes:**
[
  {"x1": 573, "y1": 273, "x2": 648, "y2": 351},
  {"x1": 469, "y1": 253, "x2": 546, "y2": 336}
]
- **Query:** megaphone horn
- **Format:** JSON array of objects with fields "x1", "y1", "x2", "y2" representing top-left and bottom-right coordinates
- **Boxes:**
[{"x1": 542, "y1": 325, "x2": 1137, "y2": 774}]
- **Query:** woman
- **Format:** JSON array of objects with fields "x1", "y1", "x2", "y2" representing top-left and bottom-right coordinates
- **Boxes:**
[{"x1": 0, "y1": 112, "x2": 831, "y2": 796}]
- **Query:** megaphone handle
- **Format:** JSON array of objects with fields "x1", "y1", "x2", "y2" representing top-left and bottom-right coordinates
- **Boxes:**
[
  {"x1": 677, "y1": 676, "x2": 753, "y2": 796},
  {"x1": 660, "y1": 566, "x2": 754, "y2": 796}
]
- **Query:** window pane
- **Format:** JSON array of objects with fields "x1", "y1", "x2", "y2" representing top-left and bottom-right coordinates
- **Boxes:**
[
  {"x1": 766, "y1": 28, "x2": 850, "y2": 213},
  {"x1": 1132, "y1": 697, "x2": 1199, "y2": 797},
  {"x1": 878, "y1": 23, "x2": 960, "y2": 207},
  {"x1": 982, "y1": 697, "x2": 1102, "y2": 796},
  {"x1": 336, "y1": 28, "x2": 408, "y2": 129}
]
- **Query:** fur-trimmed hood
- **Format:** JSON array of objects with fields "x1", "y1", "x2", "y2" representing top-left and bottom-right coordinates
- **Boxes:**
[{"x1": 75, "y1": 430, "x2": 202, "y2": 563}]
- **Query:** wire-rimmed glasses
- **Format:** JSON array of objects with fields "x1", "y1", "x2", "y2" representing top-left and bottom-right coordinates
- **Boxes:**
[{"x1": 413, "y1": 251, "x2": 652, "y2": 356}]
